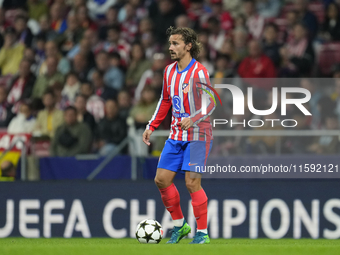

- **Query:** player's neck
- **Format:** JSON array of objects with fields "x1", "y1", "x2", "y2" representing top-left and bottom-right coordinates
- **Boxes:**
[{"x1": 177, "y1": 55, "x2": 193, "y2": 72}]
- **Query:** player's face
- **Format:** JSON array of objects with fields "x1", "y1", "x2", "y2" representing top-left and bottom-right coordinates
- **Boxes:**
[{"x1": 168, "y1": 34, "x2": 191, "y2": 61}]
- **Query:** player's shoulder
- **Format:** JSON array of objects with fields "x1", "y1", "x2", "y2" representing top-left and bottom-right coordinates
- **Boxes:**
[
  {"x1": 164, "y1": 62, "x2": 177, "y2": 73},
  {"x1": 193, "y1": 60, "x2": 209, "y2": 75}
]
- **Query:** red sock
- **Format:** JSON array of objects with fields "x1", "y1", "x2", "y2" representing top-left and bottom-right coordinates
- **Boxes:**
[
  {"x1": 159, "y1": 183, "x2": 184, "y2": 220},
  {"x1": 190, "y1": 188, "x2": 208, "y2": 230}
]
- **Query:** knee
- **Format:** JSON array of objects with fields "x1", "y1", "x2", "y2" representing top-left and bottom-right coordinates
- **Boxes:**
[
  {"x1": 186, "y1": 180, "x2": 200, "y2": 193},
  {"x1": 154, "y1": 176, "x2": 170, "y2": 189}
]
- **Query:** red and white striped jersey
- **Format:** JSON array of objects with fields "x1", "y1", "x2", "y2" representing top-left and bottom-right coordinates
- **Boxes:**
[{"x1": 146, "y1": 58, "x2": 216, "y2": 141}]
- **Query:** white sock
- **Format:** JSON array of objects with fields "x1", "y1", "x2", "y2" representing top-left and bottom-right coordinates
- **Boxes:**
[
  {"x1": 197, "y1": 229, "x2": 208, "y2": 234},
  {"x1": 173, "y1": 218, "x2": 184, "y2": 227}
]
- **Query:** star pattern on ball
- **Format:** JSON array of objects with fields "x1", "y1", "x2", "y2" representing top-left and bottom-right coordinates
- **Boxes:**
[
  {"x1": 139, "y1": 221, "x2": 148, "y2": 230},
  {"x1": 152, "y1": 222, "x2": 161, "y2": 233},
  {"x1": 144, "y1": 232, "x2": 154, "y2": 243},
  {"x1": 135, "y1": 232, "x2": 141, "y2": 239}
]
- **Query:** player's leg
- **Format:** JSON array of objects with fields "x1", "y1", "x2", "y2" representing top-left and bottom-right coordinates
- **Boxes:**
[
  {"x1": 155, "y1": 140, "x2": 191, "y2": 243},
  {"x1": 185, "y1": 172, "x2": 209, "y2": 239},
  {"x1": 182, "y1": 140, "x2": 212, "y2": 244},
  {"x1": 154, "y1": 168, "x2": 184, "y2": 224}
]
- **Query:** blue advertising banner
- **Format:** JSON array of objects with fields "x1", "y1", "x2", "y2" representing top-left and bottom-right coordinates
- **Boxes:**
[{"x1": 1, "y1": 180, "x2": 340, "y2": 239}]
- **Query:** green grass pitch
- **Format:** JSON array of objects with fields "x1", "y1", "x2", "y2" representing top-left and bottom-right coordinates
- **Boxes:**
[{"x1": 1, "y1": 238, "x2": 340, "y2": 255}]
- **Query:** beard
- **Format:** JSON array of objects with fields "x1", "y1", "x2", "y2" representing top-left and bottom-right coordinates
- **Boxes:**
[{"x1": 170, "y1": 46, "x2": 186, "y2": 61}]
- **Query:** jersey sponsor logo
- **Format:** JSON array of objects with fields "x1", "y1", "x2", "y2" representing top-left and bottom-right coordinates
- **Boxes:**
[
  {"x1": 182, "y1": 83, "x2": 189, "y2": 93},
  {"x1": 172, "y1": 112, "x2": 189, "y2": 118},
  {"x1": 173, "y1": 96, "x2": 181, "y2": 112}
]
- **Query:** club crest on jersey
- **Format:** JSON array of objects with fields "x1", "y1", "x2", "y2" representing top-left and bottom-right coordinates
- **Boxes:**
[{"x1": 182, "y1": 83, "x2": 190, "y2": 94}]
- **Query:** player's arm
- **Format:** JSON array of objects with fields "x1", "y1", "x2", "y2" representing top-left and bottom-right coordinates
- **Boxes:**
[
  {"x1": 189, "y1": 68, "x2": 216, "y2": 125},
  {"x1": 143, "y1": 70, "x2": 172, "y2": 145}
]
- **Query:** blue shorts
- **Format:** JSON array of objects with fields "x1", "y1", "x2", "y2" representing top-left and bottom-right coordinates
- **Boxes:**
[{"x1": 157, "y1": 139, "x2": 213, "y2": 173}]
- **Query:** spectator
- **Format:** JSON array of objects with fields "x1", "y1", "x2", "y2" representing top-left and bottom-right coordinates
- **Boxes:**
[
  {"x1": 91, "y1": 70, "x2": 117, "y2": 101},
  {"x1": 55, "y1": 13, "x2": 83, "y2": 55},
  {"x1": 187, "y1": 0, "x2": 208, "y2": 30},
  {"x1": 238, "y1": 39, "x2": 277, "y2": 90},
  {"x1": 212, "y1": 54, "x2": 234, "y2": 79},
  {"x1": 331, "y1": 70, "x2": 340, "y2": 120},
  {"x1": 321, "y1": 2, "x2": 340, "y2": 42},
  {"x1": 119, "y1": 3, "x2": 139, "y2": 44},
  {"x1": 234, "y1": 14, "x2": 247, "y2": 31},
  {"x1": 284, "y1": 10, "x2": 299, "y2": 43},
  {"x1": 117, "y1": 90, "x2": 131, "y2": 120},
  {"x1": 300, "y1": 78, "x2": 323, "y2": 129},
  {"x1": 76, "y1": 5, "x2": 97, "y2": 31},
  {"x1": 39, "y1": 40, "x2": 71, "y2": 75},
  {"x1": 82, "y1": 28, "x2": 104, "y2": 56},
  {"x1": 141, "y1": 32, "x2": 161, "y2": 60},
  {"x1": 243, "y1": 0, "x2": 265, "y2": 39},
  {"x1": 50, "y1": 3, "x2": 67, "y2": 34},
  {"x1": 317, "y1": 95, "x2": 336, "y2": 130},
  {"x1": 80, "y1": 82, "x2": 105, "y2": 122},
  {"x1": 50, "y1": 106, "x2": 92, "y2": 156},
  {"x1": 0, "y1": 87, "x2": 14, "y2": 128},
  {"x1": 28, "y1": 0, "x2": 48, "y2": 21},
  {"x1": 232, "y1": 28, "x2": 249, "y2": 64},
  {"x1": 67, "y1": 37, "x2": 95, "y2": 68},
  {"x1": 61, "y1": 72, "x2": 81, "y2": 106},
  {"x1": 256, "y1": 0, "x2": 281, "y2": 19},
  {"x1": 129, "y1": 87, "x2": 158, "y2": 129},
  {"x1": 89, "y1": 51, "x2": 124, "y2": 91},
  {"x1": 279, "y1": 23, "x2": 315, "y2": 77},
  {"x1": 248, "y1": 110, "x2": 283, "y2": 154},
  {"x1": 74, "y1": 94, "x2": 96, "y2": 133},
  {"x1": 7, "y1": 101, "x2": 36, "y2": 134},
  {"x1": 33, "y1": 90, "x2": 64, "y2": 138},
  {"x1": 7, "y1": 59, "x2": 36, "y2": 105},
  {"x1": 23, "y1": 47, "x2": 39, "y2": 73},
  {"x1": 32, "y1": 56, "x2": 65, "y2": 99},
  {"x1": 103, "y1": 25, "x2": 130, "y2": 66},
  {"x1": 138, "y1": 17, "x2": 154, "y2": 35},
  {"x1": 14, "y1": 15, "x2": 33, "y2": 47},
  {"x1": 262, "y1": 23, "x2": 282, "y2": 68},
  {"x1": 95, "y1": 99, "x2": 127, "y2": 156},
  {"x1": 109, "y1": 52, "x2": 124, "y2": 72},
  {"x1": 218, "y1": 39, "x2": 239, "y2": 67},
  {"x1": 204, "y1": 0, "x2": 233, "y2": 32},
  {"x1": 129, "y1": 0, "x2": 148, "y2": 20},
  {"x1": 135, "y1": 52, "x2": 166, "y2": 102},
  {"x1": 72, "y1": 54, "x2": 90, "y2": 82},
  {"x1": 98, "y1": 6, "x2": 119, "y2": 40},
  {"x1": 175, "y1": 14, "x2": 191, "y2": 28},
  {"x1": 222, "y1": 0, "x2": 243, "y2": 18},
  {"x1": 51, "y1": 82, "x2": 66, "y2": 110},
  {"x1": 125, "y1": 43, "x2": 152, "y2": 91},
  {"x1": 197, "y1": 45, "x2": 215, "y2": 75},
  {"x1": 294, "y1": 0, "x2": 318, "y2": 39},
  {"x1": 284, "y1": 109, "x2": 313, "y2": 154},
  {"x1": 0, "y1": 27, "x2": 25, "y2": 76},
  {"x1": 207, "y1": 17, "x2": 227, "y2": 58},
  {"x1": 149, "y1": 0, "x2": 186, "y2": 44},
  {"x1": 86, "y1": 0, "x2": 117, "y2": 21},
  {"x1": 37, "y1": 15, "x2": 58, "y2": 42},
  {"x1": 308, "y1": 113, "x2": 339, "y2": 154}
]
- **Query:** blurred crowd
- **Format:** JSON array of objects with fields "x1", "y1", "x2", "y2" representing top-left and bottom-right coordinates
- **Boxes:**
[{"x1": 0, "y1": 0, "x2": 338, "y2": 159}]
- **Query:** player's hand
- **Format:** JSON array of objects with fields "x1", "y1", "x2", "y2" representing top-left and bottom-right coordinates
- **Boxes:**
[
  {"x1": 179, "y1": 118, "x2": 193, "y2": 130},
  {"x1": 143, "y1": 129, "x2": 153, "y2": 146}
]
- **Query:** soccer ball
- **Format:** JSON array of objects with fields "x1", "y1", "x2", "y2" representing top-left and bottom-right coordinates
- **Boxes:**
[{"x1": 135, "y1": 219, "x2": 163, "y2": 244}]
